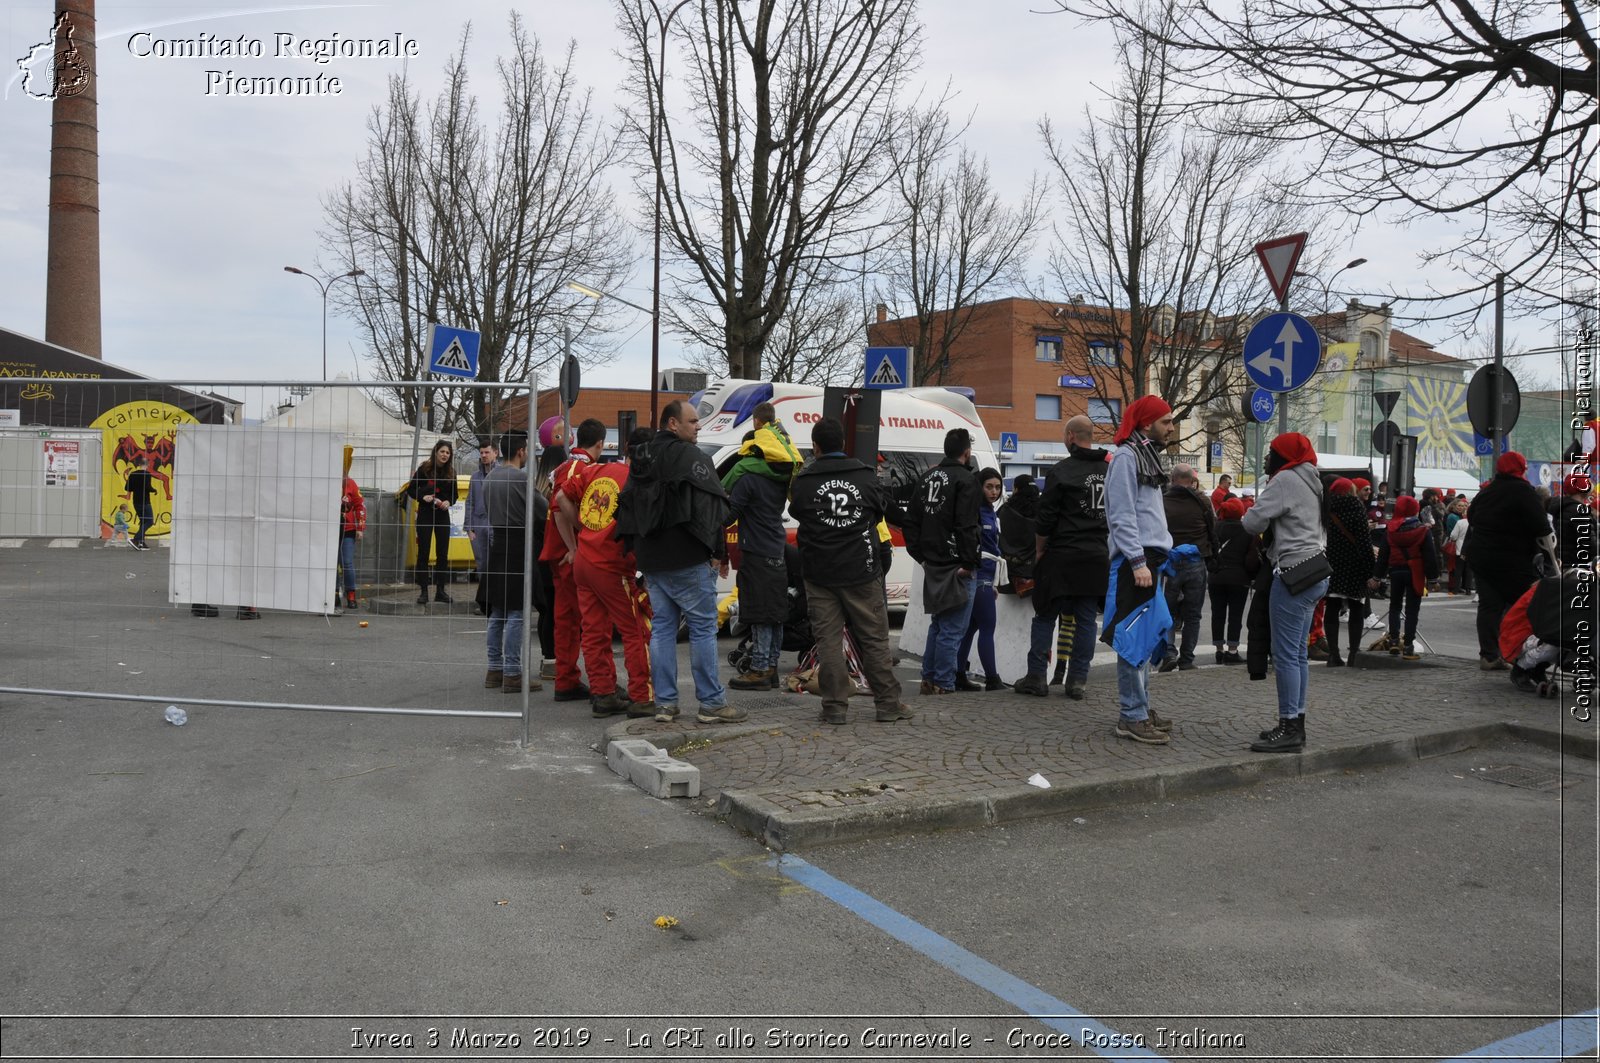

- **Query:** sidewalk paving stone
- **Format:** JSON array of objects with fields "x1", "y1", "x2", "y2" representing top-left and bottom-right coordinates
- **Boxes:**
[{"x1": 606, "y1": 656, "x2": 1596, "y2": 849}]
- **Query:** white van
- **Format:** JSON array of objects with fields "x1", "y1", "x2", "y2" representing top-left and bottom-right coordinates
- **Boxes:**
[{"x1": 691, "y1": 379, "x2": 1002, "y2": 610}]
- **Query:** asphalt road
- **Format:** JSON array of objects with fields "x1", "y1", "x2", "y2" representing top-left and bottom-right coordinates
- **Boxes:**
[{"x1": 3, "y1": 542, "x2": 1594, "y2": 1061}]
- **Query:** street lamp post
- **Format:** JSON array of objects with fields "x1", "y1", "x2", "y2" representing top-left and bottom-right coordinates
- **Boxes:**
[
  {"x1": 647, "y1": 0, "x2": 694, "y2": 428},
  {"x1": 283, "y1": 266, "x2": 365, "y2": 380}
]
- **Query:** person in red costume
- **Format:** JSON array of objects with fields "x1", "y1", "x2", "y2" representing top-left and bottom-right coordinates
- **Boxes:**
[
  {"x1": 559, "y1": 428, "x2": 658, "y2": 719},
  {"x1": 541, "y1": 418, "x2": 605, "y2": 703}
]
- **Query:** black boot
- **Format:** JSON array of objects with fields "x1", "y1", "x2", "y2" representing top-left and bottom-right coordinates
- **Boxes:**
[
  {"x1": 1326, "y1": 623, "x2": 1344, "y2": 667},
  {"x1": 1049, "y1": 661, "x2": 1067, "y2": 686},
  {"x1": 953, "y1": 672, "x2": 982, "y2": 692},
  {"x1": 1251, "y1": 715, "x2": 1305, "y2": 752}
]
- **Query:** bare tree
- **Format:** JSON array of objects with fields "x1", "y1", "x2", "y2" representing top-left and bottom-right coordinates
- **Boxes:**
[
  {"x1": 616, "y1": 0, "x2": 920, "y2": 379},
  {"x1": 873, "y1": 103, "x2": 1046, "y2": 385},
  {"x1": 1047, "y1": 0, "x2": 1598, "y2": 322},
  {"x1": 322, "y1": 16, "x2": 633, "y2": 436},
  {"x1": 1040, "y1": 5, "x2": 1313, "y2": 446}
]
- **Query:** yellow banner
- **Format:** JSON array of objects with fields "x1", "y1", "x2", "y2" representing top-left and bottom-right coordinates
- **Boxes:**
[{"x1": 91, "y1": 401, "x2": 199, "y2": 538}]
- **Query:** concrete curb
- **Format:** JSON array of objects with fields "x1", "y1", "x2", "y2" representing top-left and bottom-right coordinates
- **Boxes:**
[{"x1": 712, "y1": 721, "x2": 1557, "y2": 851}]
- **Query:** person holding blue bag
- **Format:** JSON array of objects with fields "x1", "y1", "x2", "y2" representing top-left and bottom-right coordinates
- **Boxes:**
[
  {"x1": 1101, "y1": 395, "x2": 1178, "y2": 745},
  {"x1": 1242, "y1": 433, "x2": 1329, "y2": 752}
]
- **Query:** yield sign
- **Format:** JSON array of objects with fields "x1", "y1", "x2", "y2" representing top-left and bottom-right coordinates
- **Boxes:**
[{"x1": 1255, "y1": 232, "x2": 1308, "y2": 305}]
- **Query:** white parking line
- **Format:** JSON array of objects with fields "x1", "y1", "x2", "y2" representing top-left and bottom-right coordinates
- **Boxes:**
[
  {"x1": 47, "y1": 538, "x2": 81, "y2": 548},
  {"x1": 0, "y1": 539, "x2": 23, "y2": 548}
]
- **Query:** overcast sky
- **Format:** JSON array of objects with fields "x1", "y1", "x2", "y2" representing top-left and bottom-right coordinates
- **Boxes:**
[{"x1": 0, "y1": 0, "x2": 1561, "y2": 403}]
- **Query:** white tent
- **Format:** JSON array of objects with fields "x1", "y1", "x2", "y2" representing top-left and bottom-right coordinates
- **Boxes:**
[{"x1": 257, "y1": 381, "x2": 424, "y2": 486}]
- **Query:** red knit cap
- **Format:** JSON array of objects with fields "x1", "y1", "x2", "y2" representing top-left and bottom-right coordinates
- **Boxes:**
[
  {"x1": 1496, "y1": 451, "x2": 1528, "y2": 477},
  {"x1": 1114, "y1": 395, "x2": 1173, "y2": 444},
  {"x1": 1329, "y1": 477, "x2": 1354, "y2": 496},
  {"x1": 1564, "y1": 471, "x2": 1592, "y2": 495},
  {"x1": 1393, "y1": 495, "x2": 1420, "y2": 521},
  {"x1": 1352, "y1": 477, "x2": 1371, "y2": 491},
  {"x1": 1268, "y1": 432, "x2": 1318, "y2": 470},
  {"x1": 1218, "y1": 497, "x2": 1247, "y2": 521}
]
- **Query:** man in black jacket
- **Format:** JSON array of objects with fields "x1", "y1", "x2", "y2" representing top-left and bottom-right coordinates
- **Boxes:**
[
  {"x1": 1466, "y1": 451, "x2": 1555, "y2": 669},
  {"x1": 1014, "y1": 416, "x2": 1109, "y2": 700},
  {"x1": 124, "y1": 457, "x2": 157, "y2": 550},
  {"x1": 616, "y1": 401, "x2": 746, "y2": 724},
  {"x1": 789, "y1": 418, "x2": 912, "y2": 724},
  {"x1": 1158, "y1": 463, "x2": 1218, "y2": 672},
  {"x1": 905, "y1": 428, "x2": 981, "y2": 695}
]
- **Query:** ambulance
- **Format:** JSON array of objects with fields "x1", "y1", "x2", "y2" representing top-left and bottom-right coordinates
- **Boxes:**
[{"x1": 690, "y1": 379, "x2": 1002, "y2": 611}]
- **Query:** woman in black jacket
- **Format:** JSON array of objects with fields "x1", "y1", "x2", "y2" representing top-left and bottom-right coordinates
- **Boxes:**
[
  {"x1": 399, "y1": 440, "x2": 459, "y2": 605},
  {"x1": 1208, "y1": 496, "x2": 1257, "y2": 664},
  {"x1": 1323, "y1": 478, "x2": 1374, "y2": 666}
]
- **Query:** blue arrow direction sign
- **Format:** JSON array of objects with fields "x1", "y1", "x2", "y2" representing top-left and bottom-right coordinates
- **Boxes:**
[
  {"x1": 864, "y1": 346, "x2": 910, "y2": 390},
  {"x1": 1243, "y1": 312, "x2": 1321, "y2": 393},
  {"x1": 1249, "y1": 388, "x2": 1277, "y2": 424},
  {"x1": 426, "y1": 323, "x2": 481, "y2": 380}
]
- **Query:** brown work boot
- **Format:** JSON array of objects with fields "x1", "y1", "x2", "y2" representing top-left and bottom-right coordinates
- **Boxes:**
[
  {"x1": 874, "y1": 703, "x2": 915, "y2": 723},
  {"x1": 502, "y1": 674, "x2": 544, "y2": 693},
  {"x1": 1145, "y1": 707, "x2": 1174, "y2": 732},
  {"x1": 1114, "y1": 718, "x2": 1170, "y2": 745},
  {"x1": 484, "y1": 669, "x2": 503, "y2": 689},
  {"x1": 729, "y1": 668, "x2": 777, "y2": 690}
]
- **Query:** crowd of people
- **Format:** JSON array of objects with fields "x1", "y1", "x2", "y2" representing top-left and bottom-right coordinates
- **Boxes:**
[{"x1": 374, "y1": 394, "x2": 1593, "y2": 742}]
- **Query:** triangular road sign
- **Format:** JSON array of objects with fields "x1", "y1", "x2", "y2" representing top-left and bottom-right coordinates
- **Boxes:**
[
  {"x1": 434, "y1": 338, "x2": 472, "y2": 373},
  {"x1": 1255, "y1": 232, "x2": 1308, "y2": 305},
  {"x1": 868, "y1": 354, "x2": 904, "y2": 387}
]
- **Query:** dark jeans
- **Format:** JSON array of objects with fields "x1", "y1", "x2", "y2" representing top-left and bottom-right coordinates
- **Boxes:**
[
  {"x1": 1162, "y1": 555, "x2": 1209, "y2": 663},
  {"x1": 1028, "y1": 594, "x2": 1098, "y2": 682},
  {"x1": 1209, "y1": 584, "x2": 1248, "y2": 646},
  {"x1": 133, "y1": 502, "x2": 154, "y2": 545},
  {"x1": 415, "y1": 521, "x2": 450, "y2": 588},
  {"x1": 959, "y1": 582, "x2": 998, "y2": 678},
  {"x1": 1474, "y1": 579, "x2": 1519, "y2": 660},
  {"x1": 1387, "y1": 569, "x2": 1421, "y2": 642}
]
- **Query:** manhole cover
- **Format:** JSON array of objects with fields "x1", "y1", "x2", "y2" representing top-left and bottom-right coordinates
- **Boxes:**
[{"x1": 1475, "y1": 765, "x2": 1570, "y2": 792}]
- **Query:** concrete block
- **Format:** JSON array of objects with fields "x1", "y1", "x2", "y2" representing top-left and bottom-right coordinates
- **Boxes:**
[
  {"x1": 628, "y1": 753, "x2": 701, "y2": 799},
  {"x1": 606, "y1": 738, "x2": 701, "y2": 799},
  {"x1": 606, "y1": 738, "x2": 661, "y2": 779}
]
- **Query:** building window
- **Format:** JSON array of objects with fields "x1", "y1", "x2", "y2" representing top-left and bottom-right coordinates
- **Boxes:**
[
  {"x1": 1316, "y1": 422, "x2": 1339, "y2": 454},
  {"x1": 1359, "y1": 330, "x2": 1383, "y2": 364},
  {"x1": 1087, "y1": 339, "x2": 1120, "y2": 367},
  {"x1": 1035, "y1": 394, "x2": 1062, "y2": 421},
  {"x1": 1087, "y1": 398, "x2": 1122, "y2": 423},
  {"x1": 1035, "y1": 335, "x2": 1063, "y2": 362}
]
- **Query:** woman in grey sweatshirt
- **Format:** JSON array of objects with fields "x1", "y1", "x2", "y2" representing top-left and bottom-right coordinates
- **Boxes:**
[{"x1": 1241, "y1": 434, "x2": 1327, "y2": 751}]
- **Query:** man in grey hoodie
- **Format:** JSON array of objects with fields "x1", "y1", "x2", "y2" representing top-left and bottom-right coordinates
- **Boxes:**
[
  {"x1": 1241, "y1": 433, "x2": 1328, "y2": 752},
  {"x1": 1102, "y1": 395, "x2": 1178, "y2": 745}
]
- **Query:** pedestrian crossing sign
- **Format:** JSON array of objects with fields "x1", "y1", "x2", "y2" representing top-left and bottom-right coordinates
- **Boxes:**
[
  {"x1": 864, "y1": 346, "x2": 910, "y2": 390},
  {"x1": 426, "y1": 323, "x2": 481, "y2": 379}
]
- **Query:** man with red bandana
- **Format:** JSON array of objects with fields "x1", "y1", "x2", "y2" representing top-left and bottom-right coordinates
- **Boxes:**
[
  {"x1": 1101, "y1": 394, "x2": 1178, "y2": 745},
  {"x1": 559, "y1": 428, "x2": 657, "y2": 719},
  {"x1": 541, "y1": 418, "x2": 604, "y2": 702}
]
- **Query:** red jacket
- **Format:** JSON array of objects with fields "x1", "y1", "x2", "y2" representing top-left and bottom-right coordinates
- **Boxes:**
[{"x1": 340, "y1": 478, "x2": 366, "y2": 535}]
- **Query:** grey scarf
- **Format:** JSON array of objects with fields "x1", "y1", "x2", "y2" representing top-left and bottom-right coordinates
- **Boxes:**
[{"x1": 1123, "y1": 431, "x2": 1168, "y2": 489}]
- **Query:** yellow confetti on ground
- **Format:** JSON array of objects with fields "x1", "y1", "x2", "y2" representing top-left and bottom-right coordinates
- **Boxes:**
[{"x1": 653, "y1": 915, "x2": 679, "y2": 930}]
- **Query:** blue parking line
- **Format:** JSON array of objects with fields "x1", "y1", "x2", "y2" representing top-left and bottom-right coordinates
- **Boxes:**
[
  {"x1": 771, "y1": 853, "x2": 1170, "y2": 1060},
  {"x1": 1438, "y1": 1008, "x2": 1599, "y2": 1061}
]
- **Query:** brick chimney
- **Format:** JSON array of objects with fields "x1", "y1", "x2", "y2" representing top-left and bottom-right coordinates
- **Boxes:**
[
  {"x1": 44, "y1": 0, "x2": 101, "y2": 359},
  {"x1": 875, "y1": 303, "x2": 888, "y2": 324}
]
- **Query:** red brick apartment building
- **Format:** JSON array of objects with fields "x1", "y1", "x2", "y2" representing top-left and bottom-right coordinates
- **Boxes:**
[{"x1": 867, "y1": 296, "x2": 1159, "y2": 474}]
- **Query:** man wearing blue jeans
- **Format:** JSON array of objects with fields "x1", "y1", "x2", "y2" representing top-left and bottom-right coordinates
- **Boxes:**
[
  {"x1": 617, "y1": 400, "x2": 746, "y2": 724},
  {"x1": 483, "y1": 431, "x2": 545, "y2": 693},
  {"x1": 1102, "y1": 396, "x2": 1177, "y2": 745},
  {"x1": 906, "y1": 429, "x2": 981, "y2": 695},
  {"x1": 1014, "y1": 416, "x2": 1109, "y2": 701}
]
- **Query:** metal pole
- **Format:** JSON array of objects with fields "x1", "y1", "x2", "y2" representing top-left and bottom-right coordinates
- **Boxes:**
[
  {"x1": 320, "y1": 283, "x2": 329, "y2": 381},
  {"x1": 1276, "y1": 288, "x2": 1290, "y2": 435},
  {"x1": 650, "y1": 17, "x2": 665, "y2": 428},
  {"x1": 1492, "y1": 272, "x2": 1506, "y2": 456},
  {"x1": 521, "y1": 363, "x2": 539, "y2": 748}
]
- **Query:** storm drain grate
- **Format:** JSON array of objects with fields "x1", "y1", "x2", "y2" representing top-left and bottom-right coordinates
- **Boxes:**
[{"x1": 1475, "y1": 765, "x2": 1570, "y2": 792}]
